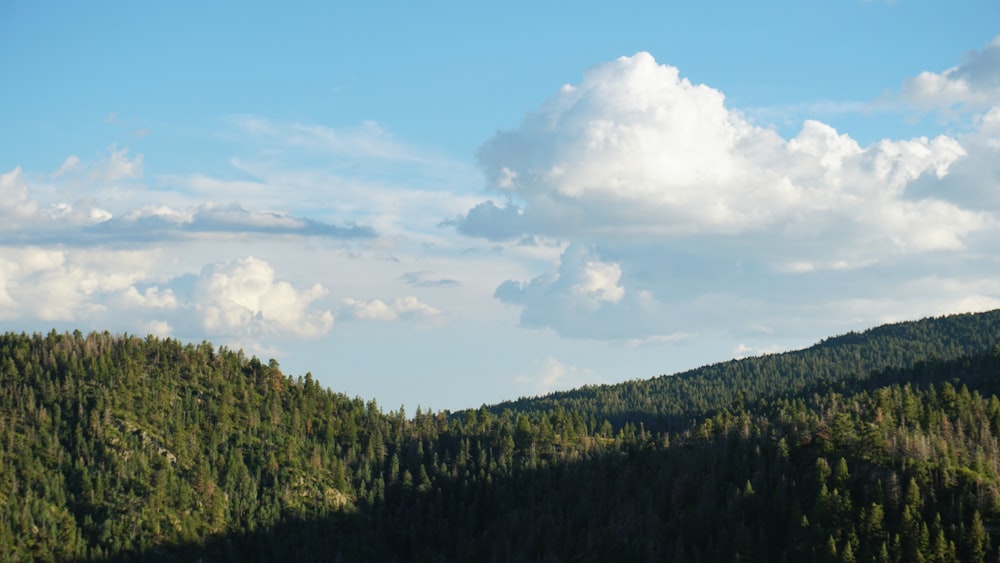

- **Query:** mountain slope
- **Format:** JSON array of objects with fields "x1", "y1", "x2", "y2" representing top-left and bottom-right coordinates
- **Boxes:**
[
  {"x1": 2, "y1": 312, "x2": 1000, "y2": 560},
  {"x1": 491, "y1": 310, "x2": 1000, "y2": 431}
]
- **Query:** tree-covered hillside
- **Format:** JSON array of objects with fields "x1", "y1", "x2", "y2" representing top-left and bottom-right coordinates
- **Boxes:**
[
  {"x1": 3, "y1": 311, "x2": 1000, "y2": 561},
  {"x1": 493, "y1": 310, "x2": 1000, "y2": 431}
]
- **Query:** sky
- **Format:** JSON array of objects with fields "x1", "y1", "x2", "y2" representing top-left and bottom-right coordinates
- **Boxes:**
[{"x1": 2, "y1": 1, "x2": 1000, "y2": 412}]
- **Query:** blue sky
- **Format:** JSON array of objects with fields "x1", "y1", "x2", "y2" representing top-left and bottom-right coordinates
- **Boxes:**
[{"x1": 3, "y1": 1, "x2": 1000, "y2": 411}]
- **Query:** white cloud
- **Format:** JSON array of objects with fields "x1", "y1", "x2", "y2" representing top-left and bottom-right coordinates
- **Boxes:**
[
  {"x1": 572, "y1": 258, "x2": 624, "y2": 305},
  {"x1": 0, "y1": 113, "x2": 493, "y2": 378},
  {"x1": 458, "y1": 53, "x2": 980, "y2": 258},
  {"x1": 194, "y1": 256, "x2": 334, "y2": 338},
  {"x1": 776, "y1": 259, "x2": 875, "y2": 274},
  {"x1": 341, "y1": 297, "x2": 396, "y2": 321},
  {"x1": 107, "y1": 202, "x2": 374, "y2": 239},
  {"x1": 1, "y1": 156, "x2": 376, "y2": 244},
  {"x1": 143, "y1": 320, "x2": 173, "y2": 337},
  {"x1": 340, "y1": 295, "x2": 442, "y2": 322},
  {"x1": 733, "y1": 342, "x2": 783, "y2": 359},
  {"x1": 0, "y1": 161, "x2": 121, "y2": 236},
  {"x1": 514, "y1": 356, "x2": 596, "y2": 396},
  {"x1": 904, "y1": 106, "x2": 1000, "y2": 213},
  {"x1": 91, "y1": 144, "x2": 144, "y2": 183},
  {"x1": 0, "y1": 246, "x2": 157, "y2": 322},
  {"x1": 89, "y1": 207, "x2": 113, "y2": 223},
  {"x1": 45, "y1": 202, "x2": 113, "y2": 225},
  {"x1": 494, "y1": 244, "x2": 665, "y2": 339},
  {"x1": 120, "y1": 286, "x2": 178, "y2": 309},
  {"x1": 456, "y1": 52, "x2": 999, "y2": 341},
  {"x1": 0, "y1": 245, "x2": 349, "y2": 344},
  {"x1": 514, "y1": 356, "x2": 596, "y2": 395},
  {"x1": 0, "y1": 167, "x2": 41, "y2": 225},
  {"x1": 901, "y1": 36, "x2": 1000, "y2": 113},
  {"x1": 52, "y1": 155, "x2": 81, "y2": 178},
  {"x1": 122, "y1": 205, "x2": 194, "y2": 224}
]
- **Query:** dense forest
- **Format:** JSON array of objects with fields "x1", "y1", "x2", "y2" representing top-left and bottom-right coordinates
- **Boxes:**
[{"x1": 4, "y1": 311, "x2": 1000, "y2": 561}]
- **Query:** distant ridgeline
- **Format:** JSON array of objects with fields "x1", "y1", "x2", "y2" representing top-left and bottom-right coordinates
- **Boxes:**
[
  {"x1": 3, "y1": 311, "x2": 1000, "y2": 561},
  {"x1": 492, "y1": 309, "x2": 1000, "y2": 431}
]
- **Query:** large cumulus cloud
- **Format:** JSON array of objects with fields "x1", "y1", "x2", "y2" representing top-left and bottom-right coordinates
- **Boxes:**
[
  {"x1": 458, "y1": 52, "x2": 979, "y2": 251},
  {"x1": 455, "y1": 51, "x2": 1000, "y2": 340}
]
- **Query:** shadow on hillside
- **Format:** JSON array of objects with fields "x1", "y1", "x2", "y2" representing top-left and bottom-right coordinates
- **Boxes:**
[
  {"x1": 77, "y1": 446, "x2": 680, "y2": 563},
  {"x1": 76, "y1": 349, "x2": 1000, "y2": 563}
]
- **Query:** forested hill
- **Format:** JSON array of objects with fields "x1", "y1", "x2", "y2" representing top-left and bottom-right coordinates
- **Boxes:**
[
  {"x1": 492, "y1": 310, "x2": 1000, "y2": 431},
  {"x1": 3, "y1": 311, "x2": 1000, "y2": 560}
]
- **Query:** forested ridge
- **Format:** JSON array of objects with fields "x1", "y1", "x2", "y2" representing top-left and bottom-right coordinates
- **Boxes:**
[
  {"x1": 4, "y1": 311, "x2": 1000, "y2": 561},
  {"x1": 493, "y1": 310, "x2": 1000, "y2": 431}
]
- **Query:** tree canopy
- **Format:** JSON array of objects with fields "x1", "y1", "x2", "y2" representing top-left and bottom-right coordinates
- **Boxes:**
[{"x1": 2, "y1": 311, "x2": 1000, "y2": 560}]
